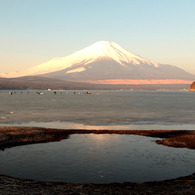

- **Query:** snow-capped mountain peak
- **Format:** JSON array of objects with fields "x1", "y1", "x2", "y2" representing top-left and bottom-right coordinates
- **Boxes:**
[
  {"x1": 2, "y1": 41, "x2": 159, "y2": 78},
  {"x1": 72, "y1": 41, "x2": 159, "y2": 67}
]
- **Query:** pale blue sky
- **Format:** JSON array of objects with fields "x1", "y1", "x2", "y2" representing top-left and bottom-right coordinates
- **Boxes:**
[{"x1": 0, "y1": 0, "x2": 195, "y2": 75}]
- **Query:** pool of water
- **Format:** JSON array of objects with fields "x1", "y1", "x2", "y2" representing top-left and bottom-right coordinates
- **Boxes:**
[{"x1": 0, "y1": 134, "x2": 194, "y2": 183}]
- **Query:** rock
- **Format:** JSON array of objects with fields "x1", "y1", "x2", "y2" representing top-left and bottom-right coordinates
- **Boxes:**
[{"x1": 190, "y1": 81, "x2": 195, "y2": 91}]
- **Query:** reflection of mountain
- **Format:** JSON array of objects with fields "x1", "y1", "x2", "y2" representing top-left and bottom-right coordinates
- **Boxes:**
[{"x1": 2, "y1": 41, "x2": 194, "y2": 83}]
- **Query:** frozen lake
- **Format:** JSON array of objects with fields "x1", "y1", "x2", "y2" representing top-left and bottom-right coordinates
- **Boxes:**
[{"x1": 0, "y1": 90, "x2": 195, "y2": 130}]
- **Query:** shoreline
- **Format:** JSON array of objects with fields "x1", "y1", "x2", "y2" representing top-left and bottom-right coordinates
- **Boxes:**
[
  {"x1": 0, "y1": 126, "x2": 195, "y2": 194},
  {"x1": 0, "y1": 126, "x2": 194, "y2": 150},
  {"x1": 0, "y1": 173, "x2": 194, "y2": 195}
]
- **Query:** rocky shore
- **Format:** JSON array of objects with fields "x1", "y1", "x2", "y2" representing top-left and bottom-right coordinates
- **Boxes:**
[
  {"x1": 0, "y1": 126, "x2": 194, "y2": 194},
  {"x1": 0, "y1": 126, "x2": 194, "y2": 150},
  {"x1": 0, "y1": 173, "x2": 194, "y2": 195}
]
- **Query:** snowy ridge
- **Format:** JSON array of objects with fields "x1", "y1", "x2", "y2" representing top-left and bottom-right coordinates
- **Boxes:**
[{"x1": 2, "y1": 41, "x2": 159, "y2": 78}]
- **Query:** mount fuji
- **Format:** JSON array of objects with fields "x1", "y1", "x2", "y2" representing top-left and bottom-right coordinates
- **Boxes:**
[{"x1": 2, "y1": 41, "x2": 194, "y2": 84}]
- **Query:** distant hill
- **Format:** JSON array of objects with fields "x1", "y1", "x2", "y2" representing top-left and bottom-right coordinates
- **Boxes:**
[
  {"x1": 0, "y1": 76, "x2": 95, "y2": 90},
  {"x1": 0, "y1": 76, "x2": 191, "y2": 90}
]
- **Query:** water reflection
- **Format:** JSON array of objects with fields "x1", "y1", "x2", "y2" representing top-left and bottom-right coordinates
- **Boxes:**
[{"x1": 0, "y1": 134, "x2": 194, "y2": 183}]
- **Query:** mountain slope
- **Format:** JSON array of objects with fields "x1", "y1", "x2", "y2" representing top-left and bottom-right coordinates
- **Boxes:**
[
  {"x1": 42, "y1": 58, "x2": 194, "y2": 81},
  {"x1": 2, "y1": 41, "x2": 194, "y2": 83}
]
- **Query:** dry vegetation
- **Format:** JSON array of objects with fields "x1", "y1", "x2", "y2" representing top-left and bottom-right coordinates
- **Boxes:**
[
  {"x1": 0, "y1": 173, "x2": 194, "y2": 195},
  {"x1": 0, "y1": 126, "x2": 194, "y2": 150}
]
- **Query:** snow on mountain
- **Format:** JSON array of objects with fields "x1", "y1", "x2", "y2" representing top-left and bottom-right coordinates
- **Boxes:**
[
  {"x1": 1, "y1": 41, "x2": 194, "y2": 83},
  {"x1": 2, "y1": 41, "x2": 159, "y2": 78}
]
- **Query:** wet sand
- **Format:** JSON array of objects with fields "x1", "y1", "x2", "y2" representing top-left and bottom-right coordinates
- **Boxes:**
[{"x1": 0, "y1": 126, "x2": 194, "y2": 194}]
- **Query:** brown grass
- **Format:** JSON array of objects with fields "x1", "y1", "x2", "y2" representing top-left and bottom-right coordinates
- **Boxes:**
[{"x1": 0, "y1": 126, "x2": 194, "y2": 150}]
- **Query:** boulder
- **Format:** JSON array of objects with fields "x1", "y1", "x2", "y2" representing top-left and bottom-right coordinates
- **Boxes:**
[{"x1": 190, "y1": 81, "x2": 195, "y2": 91}]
